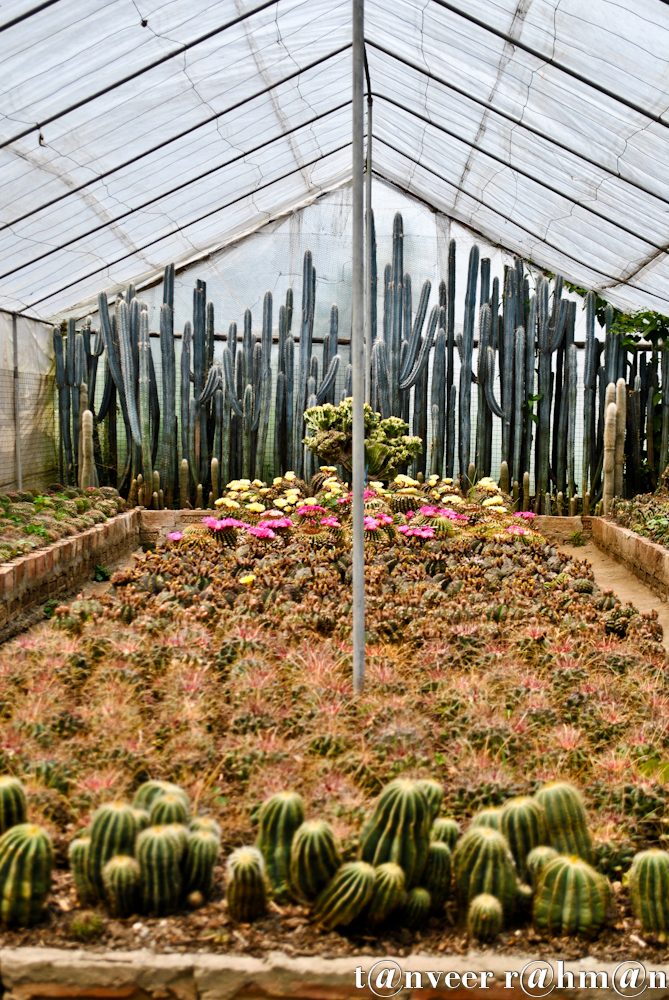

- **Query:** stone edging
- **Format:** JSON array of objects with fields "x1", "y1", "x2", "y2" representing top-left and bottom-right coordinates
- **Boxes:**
[
  {"x1": 0, "y1": 511, "x2": 140, "y2": 631},
  {"x1": 2, "y1": 948, "x2": 669, "y2": 1000},
  {"x1": 592, "y1": 518, "x2": 669, "y2": 601}
]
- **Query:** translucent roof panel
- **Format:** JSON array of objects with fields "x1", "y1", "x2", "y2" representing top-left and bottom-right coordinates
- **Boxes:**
[{"x1": 2, "y1": 0, "x2": 669, "y2": 318}]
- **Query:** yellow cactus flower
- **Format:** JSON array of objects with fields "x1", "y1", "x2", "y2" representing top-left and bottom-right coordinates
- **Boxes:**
[
  {"x1": 273, "y1": 477, "x2": 283, "y2": 486},
  {"x1": 482, "y1": 496, "x2": 505, "y2": 508},
  {"x1": 223, "y1": 499, "x2": 240, "y2": 509},
  {"x1": 227, "y1": 480, "x2": 241, "y2": 490},
  {"x1": 369, "y1": 481, "x2": 384, "y2": 489},
  {"x1": 246, "y1": 502, "x2": 265, "y2": 513},
  {"x1": 320, "y1": 466, "x2": 337, "y2": 473},
  {"x1": 274, "y1": 498, "x2": 288, "y2": 508},
  {"x1": 214, "y1": 498, "x2": 226, "y2": 507},
  {"x1": 253, "y1": 479, "x2": 264, "y2": 488},
  {"x1": 284, "y1": 471, "x2": 296, "y2": 481},
  {"x1": 285, "y1": 489, "x2": 301, "y2": 497},
  {"x1": 443, "y1": 495, "x2": 465, "y2": 505},
  {"x1": 259, "y1": 488, "x2": 270, "y2": 495},
  {"x1": 239, "y1": 479, "x2": 251, "y2": 487},
  {"x1": 240, "y1": 574, "x2": 256, "y2": 586}
]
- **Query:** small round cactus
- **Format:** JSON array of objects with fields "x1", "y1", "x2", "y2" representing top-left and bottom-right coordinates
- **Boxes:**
[
  {"x1": 132, "y1": 808, "x2": 151, "y2": 833},
  {"x1": 0, "y1": 823, "x2": 53, "y2": 926},
  {"x1": 69, "y1": 835, "x2": 95, "y2": 906},
  {"x1": 628, "y1": 849, "x2": 669, "y2": 942},
  {"x1": 468, "y1": 893, "x2": 503, "y2": 942},
  {"x1": 150, "y1": 792, "x2": 190, "y2": 826},
  {"x1": 469, "y1": 807, "x2": 501, "y2": 831},
  {"x1": 70, "y1": 910, "x2": 104, "y2": 941},
  {"x1": 255, "y1": 791, "x2": 305, "y2": 903},
  {"x1": 137, "y1": 825, "x2": 183, "y2": 915},
  {"x1": 534, "y1": 782, "x2": 593, "y2": 863},
  {"x1": 401, "y1": 886, "x2": 431, "y2": 928},
  {"x1": 431, "y1": 817, "x2": 460, "y2": 849},
  {"x1": 190, "y1": 816, "x2": 221, "y2": 841},
  {"x1": 102, "y1": 855, "x2": 140, "y2": 918},
  {"x1": 132, "y1": 780, "x2": 189, "y2": 812},
  {"x1": 226, "y1": 846, "x2": 267, "y2": 923},
  {"x1": 184, "y1": 830, "x2": 219, "y2": 898},
  {"x1": 416, "y1": 779, "x2": 443, "y2": 825},
  {"x1": 500, "y1": 796, "x2": 547, "y2": 882},
  {"x1": 367, "y1": 862, "x2": 406, "y2": 925},
  {"x1": 0, "y1": 776, "x2": 27, "y2": 835},
  {"x1": 533, "y1": 855, "x2": 610, "y2": 937},
  {"x1": 453, "y1": 826, "x2": 517, "y2": 918},
  {"x1": 312, "y1": 861, "x2": 375, "y2": 930},
  {"x1": 290, "y1": 819, "x2": 341, "y2": 902},
  {"x1": 360, "y1": 779, "x2": 429, "y2": 888},
  {"x1": 526, "y1": 845, "x2": 558, "y2": 887},
  {"x1": 88, "y1": 801, "x2": 140, "y2": 900},
  {"x1": 422, "y1": 840, "x2": 452, "y2": 910}
]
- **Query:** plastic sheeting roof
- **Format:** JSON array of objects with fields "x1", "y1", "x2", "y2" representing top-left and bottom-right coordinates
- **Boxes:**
[{"x1": 2, "y1": 0, "x2": 669, "y2": 319}]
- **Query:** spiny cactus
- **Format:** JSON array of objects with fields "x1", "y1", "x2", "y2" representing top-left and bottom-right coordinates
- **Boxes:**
[
  {"x1": 468, "y1": 893, "x2": 503, "y2": 942},
  {"x1": 0, "y1": 776, "x2": 26, "y2": 835},
  {"x1": 137, "y1": 825, "x2": 183, "y2": 915},
  {"x1": 227, "y1": 846, "x2": 267, "y2": 923},
  {"x1": 103, "y1": 855, "x2": 140, "y2": 918},
  {"x1": 534, "y1": 782, "x2": 593, "y2": 863},
  {"x1": 628, "y1": 849, "x2": 669, "y2": 942},
  {"x1": 470, "y1": 807, "x2": 501, "y2": 831},
  {"x1": 431, "y1": 817, "x2": 460, "y2": 849},
  {"x1": 417, "y1": 779, "x2": 443, "y2": 825},
  {"x1": 533, "y1": 855, "x2": 610, "y2": 937},
  {"x1": 69, "y1": 835, "x2": 95, "y2": 906},
  {"x1": 149, "y1": 792, "x2": 190, "y2": 826},
  {"x1": 133, "y1": 780, "x2": 189, "y2": 812},
  {"x1": 453, "y1": 826, "x2": 517, "y2": 918},
  {"x1": 0, "y1": 823, "x2": 52, "y2": 926},
  {"x1": 367, "y1": 862, "x2": 405, "y2": 925},
  {"x1": 526, "y1": 845, "x2": 558, "y2": 887},
  {"x1": 359, "y1": 779, "x2": 429, "y2": 889},
  {"x1": 255, "y1": 791, "x2": 305, "y2": 903},
  {"x1": 184, "y1": 829, "x2": 219, "y2": 898},
  {"x1": 312, "y1": 861, "x2": 375, "y2": 930},
  {"x1": 603, "y1": 399, "x2": 617, "y2": 514},
  {"x1": 401, "y1": 886, "x2": 431, "y2": 928},
  {"x1": 190, "y1": 816, "x2": 221, "y2": 840},
  {"x1": 500, "y1": 796, "x2": 547, "y2": 883},
  {"x1": 289, "y1": 820, "x2": 341, "y2": 902},
  {"x1": 88, "y1": 802, "x2": 140, "y2": 900},
  {"x1": 422, "y1": 840, "x2": 452, "y2": 910}
]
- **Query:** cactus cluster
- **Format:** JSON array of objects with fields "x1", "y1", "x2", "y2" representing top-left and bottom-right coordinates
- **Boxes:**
[{"x1": 69, "y1": 780, "x2": 220, "y2": 918}]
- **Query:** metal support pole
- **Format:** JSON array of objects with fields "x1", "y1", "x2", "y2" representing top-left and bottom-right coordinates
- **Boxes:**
[
  {"x1": 352, "y1": 0, "x2": 365, "y2": 695},
  {"x1": 12, "y1": 314, "x2": 22, "y2": 491},
  {"x1": 364, "y1": 58, "x2": 372, "y2": 406}
]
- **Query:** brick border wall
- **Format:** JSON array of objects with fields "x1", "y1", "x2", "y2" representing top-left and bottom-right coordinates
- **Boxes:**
[
  {"x1": 592, "y1": 516, "x2": 669, "y2": 600},
  {"x1": 0, "y1": 511, "x2": 140, "y2": 631}
]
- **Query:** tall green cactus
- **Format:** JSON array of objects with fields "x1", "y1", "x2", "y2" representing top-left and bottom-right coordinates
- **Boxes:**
[
  {"x1": 458, "y1": 246, "x2": 479, "y2": 487},
  {"x1": 0, "y1": 823, "x2": 52, "y2": 927},
  {"x1": 359, "y1": 779, "x2": 429, "y2": 889},
  {"x1": 255, "y1": 791, "x2": 305, "y2": 903}
]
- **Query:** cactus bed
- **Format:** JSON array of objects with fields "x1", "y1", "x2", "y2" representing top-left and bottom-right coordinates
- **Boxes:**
[
  {"x1": 609, "y1": 489, "x2": 669, "y2": 550},
  {"x1": 0, "y1": 487, "x2": 125, "y2": 563},
  {"x1": 0, "y1": 473, "x2": 666, "y2": 958}
]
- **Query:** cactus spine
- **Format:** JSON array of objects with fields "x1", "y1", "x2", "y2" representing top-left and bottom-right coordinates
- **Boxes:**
[
  {"x1": 500, "y1": 797, "x2": 547, "y2": 883},
  {"x1": 533, "y1": 855, "x2": 610, "y2": 937},
  {"x1": 103, "y1": 855, "x2": 140, "y2": 917},
  {"x1": 0, "y1": 776, "x2": 26, "y2": 835},
  {"x1": 184, "y1": 830, "x2": 219, "y2": 898},
  {"x1": 88, "y1": 802, "x2": 140, "y2": 900},
  {"x1": 367, "y1": 862, "x2": 405, "y2": 925},
  {"x1": 453, "y1": 826, "x2": 517, "y2": 917},
  {"x1": 289, "y1": 820, "x2": 341, "y2": 902},
  {"x1": 137, "y1": 825, "x2": 183, "y2": 915},
  {"x1": 628, "y1": 849, "x2": 669, "y2": 941},
  {"x1": 0, "y1": 823, "x2": 53, "y2": 926},
  {"x1": 359, "y1": 779, "x2": 429, "y2": 888},
  {"x1": 468, "y1": 893, "x2": 503, "y2": 942},
  {"x1": 312, "y1": 861, "x2": 375, "y2": 930},
  {"x1": 227, "y1": 846, "x2": 267, "y2": 922},
  {"x1": 534, "y1": 782, "x2": 593, "y2": 863},
  {"x1": 255, "y1": 791, "x2": 305, "y2": 902}
]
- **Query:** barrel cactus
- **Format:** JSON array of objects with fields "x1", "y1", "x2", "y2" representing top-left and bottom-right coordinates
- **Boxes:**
[
  {"x1": 133, "y1": 780, "x2": 189, "y2": 812},
  {"x1": 422, "y1": 840, "x2": 452, "y2": 910},
  {"x1": 190, "y1": 816, "x2": 222, "y2": 840},
  {"x1": 255, "y1": 791, "x2": 305, "y2": 902},
  {"x1": 468, "y1": 893, "x2": 503, "y2": 942},
  {"x1": 0, "y1": 823, "x2": 53, "y2": 926},
  {"x1": 312, "y1": 861, "x2": 375, "y2": 930},
  {"x1": 150, "y1": 792, "x2": 190, "y2": 826},
  {"x1": 69, "y1": 835, "x2": 95, "y2": 905},
  {"x1": 367, "y1": 862, "x2": 406, "y2": 925},
  {"x1": 226, "y1": 846, "x2": 267, "y2": 923},
  {"x1": 431, "y1": 817, "x2": 460, "y2": 849},
  {"x1": 137, "y1": 825, "x2": 183, "y2": 915},
  {"x1": 500, "y1": 796, "x2": 547, "y2": 882},
  {"x1": 401, "y1": 886, "x2": 431, "y2": 928},
  {"x1": 359, "y1": 779, "x2": 429, "y2": 888},
  {"x1": 453, "y1": 826, "x2": 517, "y2": 918},
  {"x1": 533, "y1": 855, "x2": 610, "y2": 937},
  {"x1": 526, "y1": 845, "x2": 558, "y2": 887},
  {"x1": 289, "y1": 820, "x2": 341, "y2": 902},
  {"x1": 88, "y1": 801, "x2": 140, "y2": 900},
  {"x1": 103, "y1": 855, "x2": 140, "y2": 918},
  {"x1": 535, "y1": 782, "x2": 593, "y2": 863},
  {"x1": 0, "y1": 776, "x2": 26, "y2": 835},
  {"x1": 416, "y1": 779, "x2": 443, "y2": 825},
  {"x1": 628, "y1": 849, "x2": 669, "y2": 942},
  {"x1": 470, "y1": 807, "x2": 502, "y2": 831},
  {"x1": 184, "y1": 830, "x2": 220, "y2": 898}
]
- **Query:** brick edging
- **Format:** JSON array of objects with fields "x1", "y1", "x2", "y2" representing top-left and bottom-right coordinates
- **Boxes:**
[{"x1": 592, "y1": 517, "x2": 669, "y2": 601}]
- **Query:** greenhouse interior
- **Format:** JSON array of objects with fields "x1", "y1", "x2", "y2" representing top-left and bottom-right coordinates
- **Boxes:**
[{"x1": 4, "y1": 0, "x2": 669, "y2": 984}]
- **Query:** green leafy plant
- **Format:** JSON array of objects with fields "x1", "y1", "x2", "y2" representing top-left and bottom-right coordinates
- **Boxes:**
[{"x1": 93, "y1": 565, "x2": 111, "y2": 582}]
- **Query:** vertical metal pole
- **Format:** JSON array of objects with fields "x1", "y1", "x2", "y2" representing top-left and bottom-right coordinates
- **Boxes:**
[
  {"x1": 364, "y1": 62, "x2": 373, "y2": 405},
  {"x1": 12, "y1": 314, "x2": 22, "y2": 491},
  {"x1": 352, "y1": 0, "x2": 365, "y2": 695}
]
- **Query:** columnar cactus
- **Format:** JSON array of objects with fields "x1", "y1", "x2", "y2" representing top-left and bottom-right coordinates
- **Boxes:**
[
  {"x1": 255, "y1": 791, "x2": 305, "y2": 903},
  {"x1": 468, "y1": 893, "x2": 503, "y2": 942},
  {"x1": 0, "y1": 776, "x2": 26, "y2": 835},
  {"x1": 137, "y1": 825, "x2": 184, "y2": 915},
  {"x1": 533, "y1": 855, "x2": 610, "y2": 937},
  {"x1": 312, "y1": 861, "x2": 375, "y2": 930},
  {"x1": 628, "y1": 849, "x2": 669, "y2": 941},
  {"x1": 453, "y1": 826, "x2": 517, "y2": 917},
  {"x1": 103, "y1": 855, "x2": 140, "y2": 917},
  {"x1": 289, "y1": 820, "x2": 341, "y2": 902},
  {"x1": 359, "y1": 779, "x2": 429, "y2": 888},
  {"x1": 534, "y1": 782, "x2": 593, "y2": 864},
  {"x1": 69, "y1": 835, "x2": 95, "y2": 905},
  {"x1": 227, "y1": 846, "x2": 267, "y2": 922},
  {"x1": 500, "y1": 796, "x2": 547, "y2": 882},
  {"x1": 367, "y1": 862, "x2": 406, "y2": 925},
  {"x1": 0, "y1": 823, "x2": 53, "y2": 926}
]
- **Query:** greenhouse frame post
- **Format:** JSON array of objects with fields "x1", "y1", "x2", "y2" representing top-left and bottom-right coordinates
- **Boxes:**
[
  {"x1": 352, "y1": 0, "x2": 365, "y2": 694},
  {"x1": 12, "y1": 314, "x2": 22, "y2": 491},
  {"x1": 365, "y1": 61, "x2": 372, "y2": 405}
]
